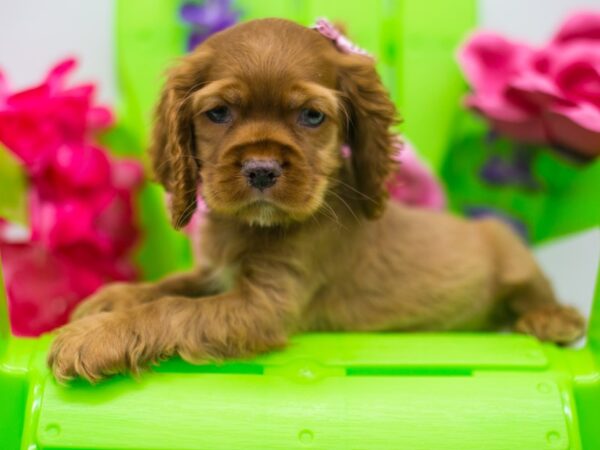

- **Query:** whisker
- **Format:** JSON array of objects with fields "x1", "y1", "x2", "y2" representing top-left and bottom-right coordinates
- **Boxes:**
[
  {"x1": 327, "y1": 189, "x2": 360, "y2": 223},
  {"x1": 174, "y1": 199, "x2": 200, "y2": 228},
  {"x1": 320, "y1": 199, "x2": 347, "y2": 231},
  {"x1": 326, "y1": 176, "x2": 377, "y2": 204}
]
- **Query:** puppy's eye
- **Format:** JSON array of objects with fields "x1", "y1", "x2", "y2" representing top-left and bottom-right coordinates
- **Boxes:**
[
  {"x1": 206, "y1": 106, "x2": 232, "y2": 124},
  {"x1": 298, "y1": 108, "x2": 325, "y2": 127}
]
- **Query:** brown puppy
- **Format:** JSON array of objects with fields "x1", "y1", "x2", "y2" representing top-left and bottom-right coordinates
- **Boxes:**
[{"x1": 48, "y1": 19, "x2": 584, "y2": 383}]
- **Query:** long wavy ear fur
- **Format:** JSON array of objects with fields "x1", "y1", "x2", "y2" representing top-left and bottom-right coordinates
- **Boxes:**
[
  {"x1": 149, "y1": 50, "x2": 211, "y2": 229},
  {"x1": 337, "y1": 53, "x2": 398, "y2": 219}
]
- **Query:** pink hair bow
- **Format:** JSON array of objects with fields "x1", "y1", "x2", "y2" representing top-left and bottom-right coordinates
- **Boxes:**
[{"x1": 312, "y1": 18, "x2": 372, "y2": 58}]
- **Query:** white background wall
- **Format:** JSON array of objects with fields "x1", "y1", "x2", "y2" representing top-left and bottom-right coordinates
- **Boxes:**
[
  {"x1": 0, "y1": 0, "x2": 116, "y2": 103},
  {"x1": 480, "y1": 0, "x2": 600, "y2": 43},
  {"x1": 0, "y1": 0, "x2": 599, "y2": 321}
]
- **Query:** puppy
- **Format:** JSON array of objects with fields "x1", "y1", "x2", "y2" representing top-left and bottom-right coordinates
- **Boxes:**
[{"x1": 48, "y1": 18, "x2": 584, "y2": 383}]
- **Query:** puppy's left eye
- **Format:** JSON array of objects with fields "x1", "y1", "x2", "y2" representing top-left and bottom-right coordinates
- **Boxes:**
[
  {"x1": 298, "y1": 109, "x2": 325, "y2": 127},
  {"x1": 206, "y1": 106, "x2": 232, "y2": 124}
]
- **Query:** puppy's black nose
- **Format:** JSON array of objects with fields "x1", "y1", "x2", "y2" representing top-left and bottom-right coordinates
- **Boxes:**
[{"x1": 242, "y1": 160, "x2": 282, "y2": 190}]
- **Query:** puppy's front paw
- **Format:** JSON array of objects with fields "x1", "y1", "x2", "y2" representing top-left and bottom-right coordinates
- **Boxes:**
[
  {"x1": 71, "y1": 282, "x2": 154, "y2": 321},
  {"x1": 48, "y1": 313, "x2": 153, "y2": 383}
]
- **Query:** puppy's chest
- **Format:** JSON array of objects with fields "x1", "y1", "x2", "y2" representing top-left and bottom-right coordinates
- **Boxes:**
[{"x1": 198, "y1": 226, "x2": 286, "y2": 269}]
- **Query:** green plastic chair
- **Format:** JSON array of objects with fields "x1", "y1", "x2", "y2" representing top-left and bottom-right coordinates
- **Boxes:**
[{"x1": 1, "y1": 1, "x2": 599, "y2": 449}]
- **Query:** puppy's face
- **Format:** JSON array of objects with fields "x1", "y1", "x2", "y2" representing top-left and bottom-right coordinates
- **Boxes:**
[
  {"x1": 193, "y1": 45, "x2": 342, "y2": 226},
  {"x1": 151, "y1": 19, "x2": 397, "y2": 228}
]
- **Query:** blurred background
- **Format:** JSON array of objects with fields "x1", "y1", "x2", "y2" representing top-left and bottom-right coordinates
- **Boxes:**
[
  {"x1": 1, "y1": 0, "x2": 599, "y2": 103},
  {"x1": 0, "y1": 0, "x2": 598, "y2": 338},
  {"x1": 0, "y1": 0, "x2": 598, "y2": 104}
]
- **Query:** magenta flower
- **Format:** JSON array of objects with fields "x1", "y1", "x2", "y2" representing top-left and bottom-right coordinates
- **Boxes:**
[
  {"x1": 459, "y1": 11, "x2": 600, "y2": 160},
  {"x1": 0, "y1": 59, "x2": 143, "y2": 336},
  {"x1": 0, "y1": 59, "x2": 113, "y2": 172},
  {"x1": 1, "y1": 240, "x2": 82, "y2": 336}
]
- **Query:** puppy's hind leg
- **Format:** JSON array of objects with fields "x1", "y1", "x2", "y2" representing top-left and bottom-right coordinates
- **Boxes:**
[
  {"x1": 479, "y1": 219, "x2": 585, "y2": 345},
  {"x1": 507, "y1": 272, "x2": 585, "y2": 345}
]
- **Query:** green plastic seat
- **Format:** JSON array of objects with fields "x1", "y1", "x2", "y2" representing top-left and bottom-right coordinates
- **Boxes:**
[{"x1": 1, "y1": 1, "x2": 599, "y2": 449}]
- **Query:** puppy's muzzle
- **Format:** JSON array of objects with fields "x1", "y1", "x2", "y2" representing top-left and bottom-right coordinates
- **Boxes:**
[{"x1": 242, "y1": 160, "x2": 282, "y2": 191}]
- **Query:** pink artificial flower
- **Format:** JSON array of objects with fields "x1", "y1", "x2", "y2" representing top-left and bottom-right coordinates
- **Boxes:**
[
  {"x1": 459, "y1": 11, "x2": 600, "y2": 159},
  {"x1": 32, "y1": 144, "x2": 112, "y2": 200},
  {"x1": 552, "y1": 12, "x2": 600, "y2": 43},
  {"x1": 181, "y1": 194, "x2": 209, "y2": 262},
  {"x1": 1, "y1": 238, "x2": 138, "y2": 336},
  {"x1": 0, "y1": 72, "x2": 8, "y2": 104},
  {"x1": 340, "y1": 141, "x2": 445, "y2": 210},
  {"x1": 387, "y1": 142, "x2": 446, "y2": 210},
  {"x1": 0, "y1": 59, "x2": 142, "y2": 336},
  {"x1": 312, "y1": 18, "x2": 372, "y2": 57},
  {"x1": 1, "y1": 241, "x2": 81, "y2": 336},
  {"x1": 0, "y1": 58, "x2": 113, "y2": 172}
]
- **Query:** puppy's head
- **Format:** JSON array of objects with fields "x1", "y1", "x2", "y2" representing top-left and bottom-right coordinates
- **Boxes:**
[{"x1": 150, "y1": 18, "x2": 396, "y2": 228}]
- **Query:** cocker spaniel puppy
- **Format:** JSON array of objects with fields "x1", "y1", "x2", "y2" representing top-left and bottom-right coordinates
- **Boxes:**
[{"x1": 49, "y1": 18, "x2": 584, "y2": 382}]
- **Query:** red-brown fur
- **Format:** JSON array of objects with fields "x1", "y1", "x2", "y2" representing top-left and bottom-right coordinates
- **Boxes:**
[{"x1": 48, "y1": 19, "x2": 584, "y2": 383}]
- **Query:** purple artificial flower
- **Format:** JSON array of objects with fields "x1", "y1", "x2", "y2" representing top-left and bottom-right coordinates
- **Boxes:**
[
  {"x1": 479, "y1": 133, "x2": 540, "y2": 190},
  {"x1": 180, "y1": 0, "x2": 240, "y2": 51}
]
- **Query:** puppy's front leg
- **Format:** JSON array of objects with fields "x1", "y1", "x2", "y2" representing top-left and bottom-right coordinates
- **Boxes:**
[
  {"x1": 49, "y1": 271, "x2": 300, "y2": 383},
  {"x1": 71, "y1": 267, "x2": 223, "y2": 321}
]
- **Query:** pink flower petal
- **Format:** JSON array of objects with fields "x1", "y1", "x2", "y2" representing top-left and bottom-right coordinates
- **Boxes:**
[
  {"x1": 467, "y1": 94, "x2": 547, "y2": 143},
  {"x1": 387, "y1": 142, "x2": 446, "y2": 210},
  {"x1": 29, "y1": 195, "x2": 96, "y2": 250},
  {"x1": 50, "y1": 144, "x2": 111, "y2": 190},
  {"x1": 466, "y1": 93, "x2": 534, "y2": 122},
  {"x1": 94, "y1": 191, "x2": 140, "y2": 257},
  {"x1": 44, "y1": 58, "x2": 77, "y2": 92},
  {"x1": 87, "y1": 106, "x2": 114, "y2": 130},
  {"x1": 1, "y1": 242, "x2": 78, "y2": 336},
  {"x1": 0, "y1": 110, "x2": 62, "y2": 169},
  {"x1": 547, "y1": 41, "x2": 600, "y2": 107},
  {"x1": 111, "y1": 159, "x2": 144, "y2": 189},
  {"x1": 545, "y1": 103, "x2": 600, "y2": 157},
  {"x1": 47, "y1": 95, "x2": 92, "y2": 142},
  {"x1": 552, "y1": 11, "x2": 600, "y2": 44},
  {"x1": 0, "y1": 71, "x2": 8, "y2": 103},
  {"x1": 507, "y1": 70, "x2": 564, "y2": 108},
  {"x1": 56, "y1": 245, "x2": 112, "y2": 296},
  {"x1": 458, "y1": 32, "x2": 533, "y2": 96},
  {"x1": 5, "y1": 84, "x2": 51, "y2": 108}
]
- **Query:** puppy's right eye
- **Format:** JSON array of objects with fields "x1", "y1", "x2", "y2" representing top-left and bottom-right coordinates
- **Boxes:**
[
  {"x1": 206, "y1": 106, "x2": 232, "y2": 124},
  {"x1": 298, "y1": 108, "x2": 325, "y2": 127}
]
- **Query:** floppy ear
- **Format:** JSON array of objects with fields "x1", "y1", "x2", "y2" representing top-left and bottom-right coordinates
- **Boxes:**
[
  {"x1": 338, "y1": 54, "x2": 398, "y2": 219},
  {"x1": 149, "y1": 52, "x2": 209, "y2": 229}
]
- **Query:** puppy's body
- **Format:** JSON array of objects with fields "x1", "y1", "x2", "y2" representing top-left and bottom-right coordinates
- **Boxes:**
[
  {"x1": 200, "y1": 197, "x2": 540, "y2": 334},
  {"x1": 48, "y1": 18, "x2": 584, "y2": 382}
]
